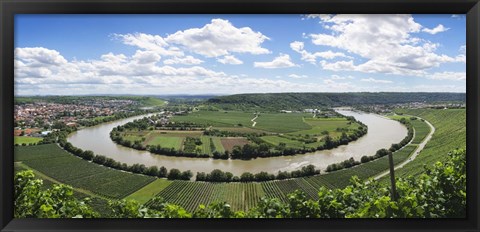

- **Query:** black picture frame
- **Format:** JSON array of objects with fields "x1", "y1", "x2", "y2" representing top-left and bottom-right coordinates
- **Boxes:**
[{"x1": 1, "y1": 0, "x2": 479, "y2": 231}]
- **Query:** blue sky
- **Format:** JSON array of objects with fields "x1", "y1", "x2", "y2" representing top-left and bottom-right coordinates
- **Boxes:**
[{"x1": 14, "y1": 14, "x2": 466, "y2": 95}]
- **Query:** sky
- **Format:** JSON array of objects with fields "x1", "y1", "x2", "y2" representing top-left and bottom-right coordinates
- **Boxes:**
[{"x1": 14, "y1": 14, "x2": 466, "y2": 96}]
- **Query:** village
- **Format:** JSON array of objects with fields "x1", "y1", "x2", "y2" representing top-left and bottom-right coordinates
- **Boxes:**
[{"x1": 14, "y1": 99, "x2": 138, "y2": 137}]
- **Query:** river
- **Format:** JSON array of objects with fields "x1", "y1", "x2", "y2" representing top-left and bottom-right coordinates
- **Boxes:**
[{"x1": 67, "y1": 110, "x2": 408, "y2": 175}]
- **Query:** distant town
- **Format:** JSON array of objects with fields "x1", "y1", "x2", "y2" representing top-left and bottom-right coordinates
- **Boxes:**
[{"x1": 14, "y1": 98, "x2": 138, "y2": 137}]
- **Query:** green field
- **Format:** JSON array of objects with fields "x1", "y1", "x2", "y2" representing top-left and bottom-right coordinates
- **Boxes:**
[
  {"x1": 15, "y1": 144, "x2": 156, "y2": 199},
  {"x1": 125, "y1": 179, "x2": 173, "y2": 204},
  {"x1": 254, "y1": 113, "x2": 312, "y2": 133},
  {"x1": 261, "y1": 135, "x2": 305, "y2": 147},
  {"x1": 172, "y1": 111, "x2": 254, "y2": 128},
  {"x1": 212, "y1": 137, "x2": 225, "y2": 153},
  {"x1": 259, "y1": 117, "x2": 361, "y2": 148},
  {"x1": 14, "y1": 136, "x2": 43, "y2": 145},
  {"x1": 148, "y1": 136, "x2": 184, "y2": 149}
]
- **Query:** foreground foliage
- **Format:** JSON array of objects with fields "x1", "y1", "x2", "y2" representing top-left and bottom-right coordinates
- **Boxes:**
[{"x1": 15, "y1": 148, "x2": 465, "y2": 218}]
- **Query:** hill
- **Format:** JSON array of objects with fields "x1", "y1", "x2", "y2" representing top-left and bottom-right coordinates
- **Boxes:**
[{"x1": 207, "y1": 92, "x2": 465, "y2": 111}]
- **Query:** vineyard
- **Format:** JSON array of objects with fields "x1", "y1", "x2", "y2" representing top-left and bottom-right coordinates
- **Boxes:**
[
  {"x1": 409, "y1": 119, "x2": 431, "y2": 144},
  {"x1": 387, "y1": 109, "x2": 466, "y2": 179},
  {"x1": 146, "y1": 181, "x2": 265, "y2": 212},
  {"x1": 14, "y1": 144, "x2": 155, "y2": 199}
]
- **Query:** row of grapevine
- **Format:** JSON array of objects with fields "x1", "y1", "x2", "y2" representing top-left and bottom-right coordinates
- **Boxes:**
[
  {"x1": 15, "y1": 144, "x2": 156, "y2": 199},
  {"x1": 151, "y1": 181, "x2": 266, "y2": 212}
]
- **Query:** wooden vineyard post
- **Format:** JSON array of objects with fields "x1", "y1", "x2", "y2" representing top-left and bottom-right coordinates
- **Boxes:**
[{"x1": 388, "y1": 152, "x2": 397, "y2": 201}]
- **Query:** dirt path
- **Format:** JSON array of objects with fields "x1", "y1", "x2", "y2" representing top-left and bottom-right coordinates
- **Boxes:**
[
  {"x1": 251, "y1": 115, "x2": 258, "y2": 127},
  {"x1": 370, "y1": 116, "x2": 435, "y2": 181}
]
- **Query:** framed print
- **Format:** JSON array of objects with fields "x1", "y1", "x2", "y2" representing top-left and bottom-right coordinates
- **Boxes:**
[{"x1": 1, "y1": 0, "x2": 479, "y2": 231}]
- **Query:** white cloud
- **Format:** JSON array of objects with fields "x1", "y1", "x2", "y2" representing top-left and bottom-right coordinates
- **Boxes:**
[
  {"x1": 15, "y1": 47, "x2": 226, "y2": 87},
  {"x1": 290, "y1": 41, "x2": 351, "y2": 64},
  {"x1": 331, "y1": 75, "x2": 354, "y2": 80},
  {"x1": 427, "y1": 71, "x2": 465, "y2": 81},
  {"x1": 308, "y1": 15, "x2": 463, "y2": 76},
  {"x1": 163, "y1": 56, "x2": 203, "y2": 65},
  {"x1": 132, "y1": 50, "x2": 161, "y2": 64},
  {"x1": 422, "y1": 24, "x2": 450, "y2": 34},
  {"x1": 165, "y1": 19, "x2": 270, "y2": 57},
  {"x1": 288, "y1": 74, "x2": 307, "y2": 79},
  {"x1": 113, "y1": 33, "x2": 184, "y2": 57},
  {"x1": 15, "y1": 47, "x2": 371, "y2": 95},
  {"x1": 15, "y1": 47, "x2": 67, "y2": 66},
  {"x1": 360, "y1": 78, "x2": 393, "y2": 84},
  {"x1": 217, "y1": 55, "x2": 243, "y2": 65},
  {"x1": 254, "y1": 54, "x2": 297, "y2": 69}
]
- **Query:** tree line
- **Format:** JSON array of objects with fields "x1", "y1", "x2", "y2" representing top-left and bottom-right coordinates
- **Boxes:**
[{"x1": 195, "y1": 165, "x2": 320, "y2": 182}]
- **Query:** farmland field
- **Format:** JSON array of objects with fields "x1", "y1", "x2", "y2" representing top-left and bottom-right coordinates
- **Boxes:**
[
  {"x1": 14, "y1": 144, "x2": 156, "y2": 199},
  {"x1": 211, "y1": 137, "x2": 225, "y2": 153},
  {"x1": 14, "y1": 136, "x2": 43, "y2": 145},
  {"x1": 253, "y1": 112, "x2": 312, "y2": 133},
  {"x1": 220, "y1": 137, "x2": 250, "y2": 152},
  {"x1": 171, "y1": 111, "x2": 254, "y2": 128},
  {"x1": 261, "y1": 135, "x2": 305, "y2": 147},
  {"x1": 147, "y1": 136, "x2": 184, "y2": 149}
]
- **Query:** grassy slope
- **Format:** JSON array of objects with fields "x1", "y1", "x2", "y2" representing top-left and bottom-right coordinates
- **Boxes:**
[
  {"x1": 137, "y1": 97, "x2": 165, "y2": 107},
  {"x1": 385, "y1": 109, "x2": 465, "y2": 179}
]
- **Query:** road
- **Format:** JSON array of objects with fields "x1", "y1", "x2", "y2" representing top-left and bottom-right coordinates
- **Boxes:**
[{"x1": 370, "y1": 116, "x2": 436, "y2": 181}]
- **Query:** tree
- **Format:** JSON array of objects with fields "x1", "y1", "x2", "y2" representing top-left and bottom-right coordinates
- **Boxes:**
[
  {"x1": 146, "y1": 166, "x2": 159, "y2": 177},
  {"x1": 158, "y1": 166, "x2": 168, "y2": 178},
  {"x1": 167, "y1": 169, "x2": 181, "y2": 180},
  {"x1": 240, "y1": 172, "x2": 255, "y2": 182},
  {"x1": 180, "y1": 170, "x2": 193, "y2": 180},
  {"x1": 14, "y1": 170, "x2": 98, "y2": 218}
]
